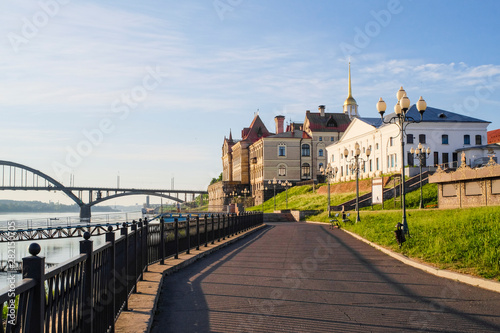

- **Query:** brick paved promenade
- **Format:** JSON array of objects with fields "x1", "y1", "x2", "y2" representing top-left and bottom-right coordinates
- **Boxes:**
[{"x1": 151, "y1": 222, "x2": 500, "y2": 332}]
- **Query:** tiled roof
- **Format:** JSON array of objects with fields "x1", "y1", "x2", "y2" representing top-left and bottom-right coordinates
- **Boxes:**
[
  {"x1": 358, "y1": 117, "x2": 383, "y2": 128},
  {"x1": 306, "y1": 112, "x2": 351, "y2": 132},
  {"x1": 381, "y1": 105, "x2": 490, "y2": 126},
  {"x1": 241, "y1": 114, "x2": 271, "y2": 143},
  {"x1": 268, "y1": 130, "x2": 311, "y2": 139}
]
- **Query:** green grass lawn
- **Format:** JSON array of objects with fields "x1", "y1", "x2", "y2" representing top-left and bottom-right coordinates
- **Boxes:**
[
  {"x1": 248, "y1": 184, "x2": 369, "y2": 213},
  {"x1": 248, "y1": 183, "x2": 500, "y2": 281}
]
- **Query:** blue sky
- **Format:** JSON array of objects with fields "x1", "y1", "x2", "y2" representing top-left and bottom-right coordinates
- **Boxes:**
[{"x1": 1, "y1": 0, "x2": 500, "y2": 205}]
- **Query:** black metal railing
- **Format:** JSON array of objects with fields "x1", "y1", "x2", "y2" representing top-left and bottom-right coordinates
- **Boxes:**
[{"x1": 0, "y1": 212, "x2": 263, "y2": 333}]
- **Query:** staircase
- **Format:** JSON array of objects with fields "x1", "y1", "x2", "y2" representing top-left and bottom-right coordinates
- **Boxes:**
[
  {"x1": 332, "y1": 171, "x2": 431, "y2": 211},
  {"x1": 263, "y1": 213, "x2": 296, "y2": 223}
]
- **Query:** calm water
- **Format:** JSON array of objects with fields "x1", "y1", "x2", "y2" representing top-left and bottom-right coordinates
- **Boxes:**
[{"x1": 0, "y1": 211, "x2": 144, "y2": 290}]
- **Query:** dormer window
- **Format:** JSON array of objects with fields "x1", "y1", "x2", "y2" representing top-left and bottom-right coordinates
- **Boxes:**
[{"x1": 326, "y1": 117, "x2": 337, "y2": 127}]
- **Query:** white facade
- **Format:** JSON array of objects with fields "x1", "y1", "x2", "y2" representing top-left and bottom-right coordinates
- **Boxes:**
[{"x1": 326, "y1": 106, "x2": 492, "y2": 181}]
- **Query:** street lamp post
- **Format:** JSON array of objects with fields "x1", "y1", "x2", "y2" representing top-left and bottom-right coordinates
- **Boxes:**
[
  {"x1": 320, "y1": 165, "x2": 338, "y2": 217},
  {"x1": 344, "y1": 143, "x2": 370, "y2": 223},
  {"x1": 282, "y1": 180, "x2": 292, "y2": 209},
  {"x1": 410, "y1": 143, "x2": 431, "y2": 209},
  {"x1": 268, "y1": 177, "x2": 279, "y2": 211},
  {"x1": 241, "y1": 188, "x2": 250, "y2": 209},
  {"x1": 377, "y1": 86, "x2": 427, "y2": 235}
]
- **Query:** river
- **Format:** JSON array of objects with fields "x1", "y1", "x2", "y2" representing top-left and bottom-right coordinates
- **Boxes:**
[{"x1": 0, "y1": 211, "x2": 145, "y2": 290}]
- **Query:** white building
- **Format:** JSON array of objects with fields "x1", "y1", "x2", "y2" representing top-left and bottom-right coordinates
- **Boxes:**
[{"x1": 326, "y1": 105, "x2": 495, "y2": 181}]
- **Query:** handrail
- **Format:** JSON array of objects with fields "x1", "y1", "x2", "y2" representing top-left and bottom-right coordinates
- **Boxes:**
[{"x1": 0, "y1": 212, "x2": 264, "y2": 333}]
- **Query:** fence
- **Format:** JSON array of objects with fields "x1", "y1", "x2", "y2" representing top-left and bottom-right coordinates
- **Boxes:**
[{"x1": 0, "y1": 212, "x2": 263, "y2": 333}]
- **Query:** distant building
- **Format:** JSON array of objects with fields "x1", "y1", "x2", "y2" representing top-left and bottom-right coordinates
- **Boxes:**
[
  {"x1": 326, "y1": 105, "x2": 492, "y2": 181},
  {"x1": 208, "y1": 64, "x2": 364, "y2": 210},
  {"x1": 487, "y1": 129, "x2": 500, "y2": 144}
]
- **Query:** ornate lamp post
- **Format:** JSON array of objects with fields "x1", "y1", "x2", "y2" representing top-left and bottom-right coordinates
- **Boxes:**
[
  {"x1": 263, "y1": 187, "x2": 268, "y2": 213},
  {"x1": 268, "y1": 177, "x2": 279, "y2": 211},
  {"x1": 320, "y1": 165, "x2": 338, "y2": 217},
  {"x1": 230, "y1": 190, "x2": 238, "y2": 204},
  {"x1": 377, "y1": 86, "x2": 427, "y2": 235},
  {"x1": 344, "y1": 143, "x2": 370, "y2": 222},
  {"x1": 410, "y1": 143, "x2": 431, "y2": 209},
  {"x1": 282, "y1": 180, "x2": 292, "y2": 209},
  {"x1": 241, "y1": 188, "x2": 250, "y2": 208}
]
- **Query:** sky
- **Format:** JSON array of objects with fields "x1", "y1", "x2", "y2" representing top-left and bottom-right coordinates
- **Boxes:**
[{"x1": 1, "y1": 0, "x2": 500, "y2": 206}]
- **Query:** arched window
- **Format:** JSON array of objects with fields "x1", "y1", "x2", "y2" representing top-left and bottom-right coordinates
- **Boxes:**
[
  {"x1": 302, "y1": 144, "x2": 310, "y2": 156},
  {"x1": 278, "y1": 164, "x2": 286, "y2": 176},
  {"x1": 301, "y1": 163, "x2": 310, "y2": 178},
  {"x1": 318, "y1": 149, "x2": 324, "y2": 157}
]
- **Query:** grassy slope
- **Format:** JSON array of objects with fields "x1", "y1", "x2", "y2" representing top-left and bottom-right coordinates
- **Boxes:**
[{"x1": 248, "y1": 183, "x2": 500, "y2": 281}]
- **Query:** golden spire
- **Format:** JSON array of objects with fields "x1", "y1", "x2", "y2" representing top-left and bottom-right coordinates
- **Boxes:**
[
  {"x1": 348, "y1": 62, "x2": 352, "y2": 98},
  {"x1": 344, "y1": 62, "x2": 357, "y2": 107}
]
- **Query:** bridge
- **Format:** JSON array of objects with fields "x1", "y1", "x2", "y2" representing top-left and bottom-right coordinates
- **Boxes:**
[{"x1": 0, "y1": 160, "x2": 208, "y2": 218}]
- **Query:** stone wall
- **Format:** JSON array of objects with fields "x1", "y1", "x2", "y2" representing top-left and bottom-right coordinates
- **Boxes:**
[{"x1": 429, "y1": 159, "x2": 500, "y2": 209}]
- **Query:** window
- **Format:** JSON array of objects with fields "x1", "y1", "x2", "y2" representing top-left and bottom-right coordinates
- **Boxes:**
[
  {"x1": 278, "y1": 164, "x2": 286, "y2": 176},
  {"x1": 407, "y1": 135, "x2": 413, "y2": 144},
  {"x1": 476, "y1": 135, "x2": 482, "y2": 145},
  {"x1": 419, "y1": 134, "x2": 426, "y2": 144},
  {"x1": 278, "y1": 145, "x2": 286, "y2": 157},
  {"x1": 301, "y1": 163, "x2": 310, "y2": 178},
  {"x1": 340, "y1": 166, "x2": 343, "y2": 176},
  {"x1": 376, "y1": 158, "x2": 379, "y2": 171},
  {"x1": 302, "y1": 144, "x2": 310, "y2": 156},
  {"x1": 331, "y1": 155, "x2": 335, "y2": 163},
  {"x1": 391, "y1": 155, "x2": 394, "y2": 168},
  {"x1": 376, "y1": 143, "x2": 379, "y2": 150},
  {"x1": 395, "y1": 154, "x2": 398, "y2": 167},
  {"x1": 434, "y1": 152, "x2": 439, "y2": 166},
  {"x1": 442, "y1": 134, "x2": 448, "y2": 145},
  {"x1": 319, "y1": 136, "x2": 323, "y2": 141},
  {"x1": 369, "y1": 160, "x2": 372, "y2": 172},
  {"x1": 464, "y1": 135, "x2": 470, "y2": 145},
  {"x1": 408, "y1": 152, "x2": 414, "y2": 166},
  {"x1": 443, "y1": 153, "x2": 449, "y2": 168},
  {"x1": 452, "y1": 152, "x2": 458, "y2": 168},
  {"x1": 330, "y1": 137, "x2": 334, "y2": 141},
  {"x1": 318, "y1": 149, "x2": 324, "y2": 157},
  {"x1": 390, "y1": 137, "x2": 394, "y2": 146},
  {"x1": 319, "y1": 163, "x2": 323, "y2": 170}
]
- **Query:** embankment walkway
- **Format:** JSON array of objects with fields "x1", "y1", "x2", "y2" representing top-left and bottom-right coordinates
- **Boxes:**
[{"x1": 149, "y1": 222, "x2": 500, "y2": 332}]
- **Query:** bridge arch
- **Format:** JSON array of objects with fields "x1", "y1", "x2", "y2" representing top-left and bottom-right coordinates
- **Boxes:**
[
  {"x1": 89, "y1": 191, "x2": 184, "y2": 207},
  {"x1": 0, "y1": 160, "x2": 83, "y2": 206}
]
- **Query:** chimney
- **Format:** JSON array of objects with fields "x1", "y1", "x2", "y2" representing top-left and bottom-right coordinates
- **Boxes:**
[
  {"x1": 319, "y1": 105, "x2": 325, "y2": 117},
  {"x1": 274, "y1": 115, "x2": 285, "y2": 134}
]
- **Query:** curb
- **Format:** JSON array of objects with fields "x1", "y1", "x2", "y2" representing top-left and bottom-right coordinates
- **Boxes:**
[
  {"x1": 115, "y1": 224, "x2": 267, "y2": 333},
  {"x1": 307, "y1": 221, "x2": 500, "y2": 294}
]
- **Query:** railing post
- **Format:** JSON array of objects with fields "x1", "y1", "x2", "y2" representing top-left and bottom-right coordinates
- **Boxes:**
[
  {"x1": 137, "y1": 219, "x2": 144, "y2": 280},
  {"x1": 174, "y1": 218, "x2": 179, "y2": 259},
  {"x1": 186, "y1": 217, "x2": 191, "y2": 255},
  {"x1": 131, "y1": 221, "x2": 138, "y2": 291},
  {"x1": 222, "y1": 214, "x2": 226, "y2": 240},
  {"x1": 211, "y1": 214, "x2": 215, "y2": 245},
  {"x1": 196, "y1": 216, "x2": 200, "y2": 251},
  {"x1": 160, "y1": 217, "x2": 165, "y2": 265},
  {"x1": 217, "y1": 214, "x2": 221, "y2": 242},
  {"x1": 121, "y1": 222, "x2": 129, "y2": 311},
  {"x1": 22, "y1": 243, "x2": 45, "y2": 333},
  {"x1": 204, "y1": 215, "x2": 208, "y2": 247},
  {"x1": 143, "y1": 218, "x2": 149, "y2": 271},
  {"x1": 105, "y1": 226, "x2": 116, "y2": 333},
  {"x1": 80, "y1": 232, "x2": 94, "y2": 333}
]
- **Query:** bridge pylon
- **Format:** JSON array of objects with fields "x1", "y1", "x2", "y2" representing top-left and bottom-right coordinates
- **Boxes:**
[{"x1": 80, "y1": 205, "x2": 91, "y2": 219}]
